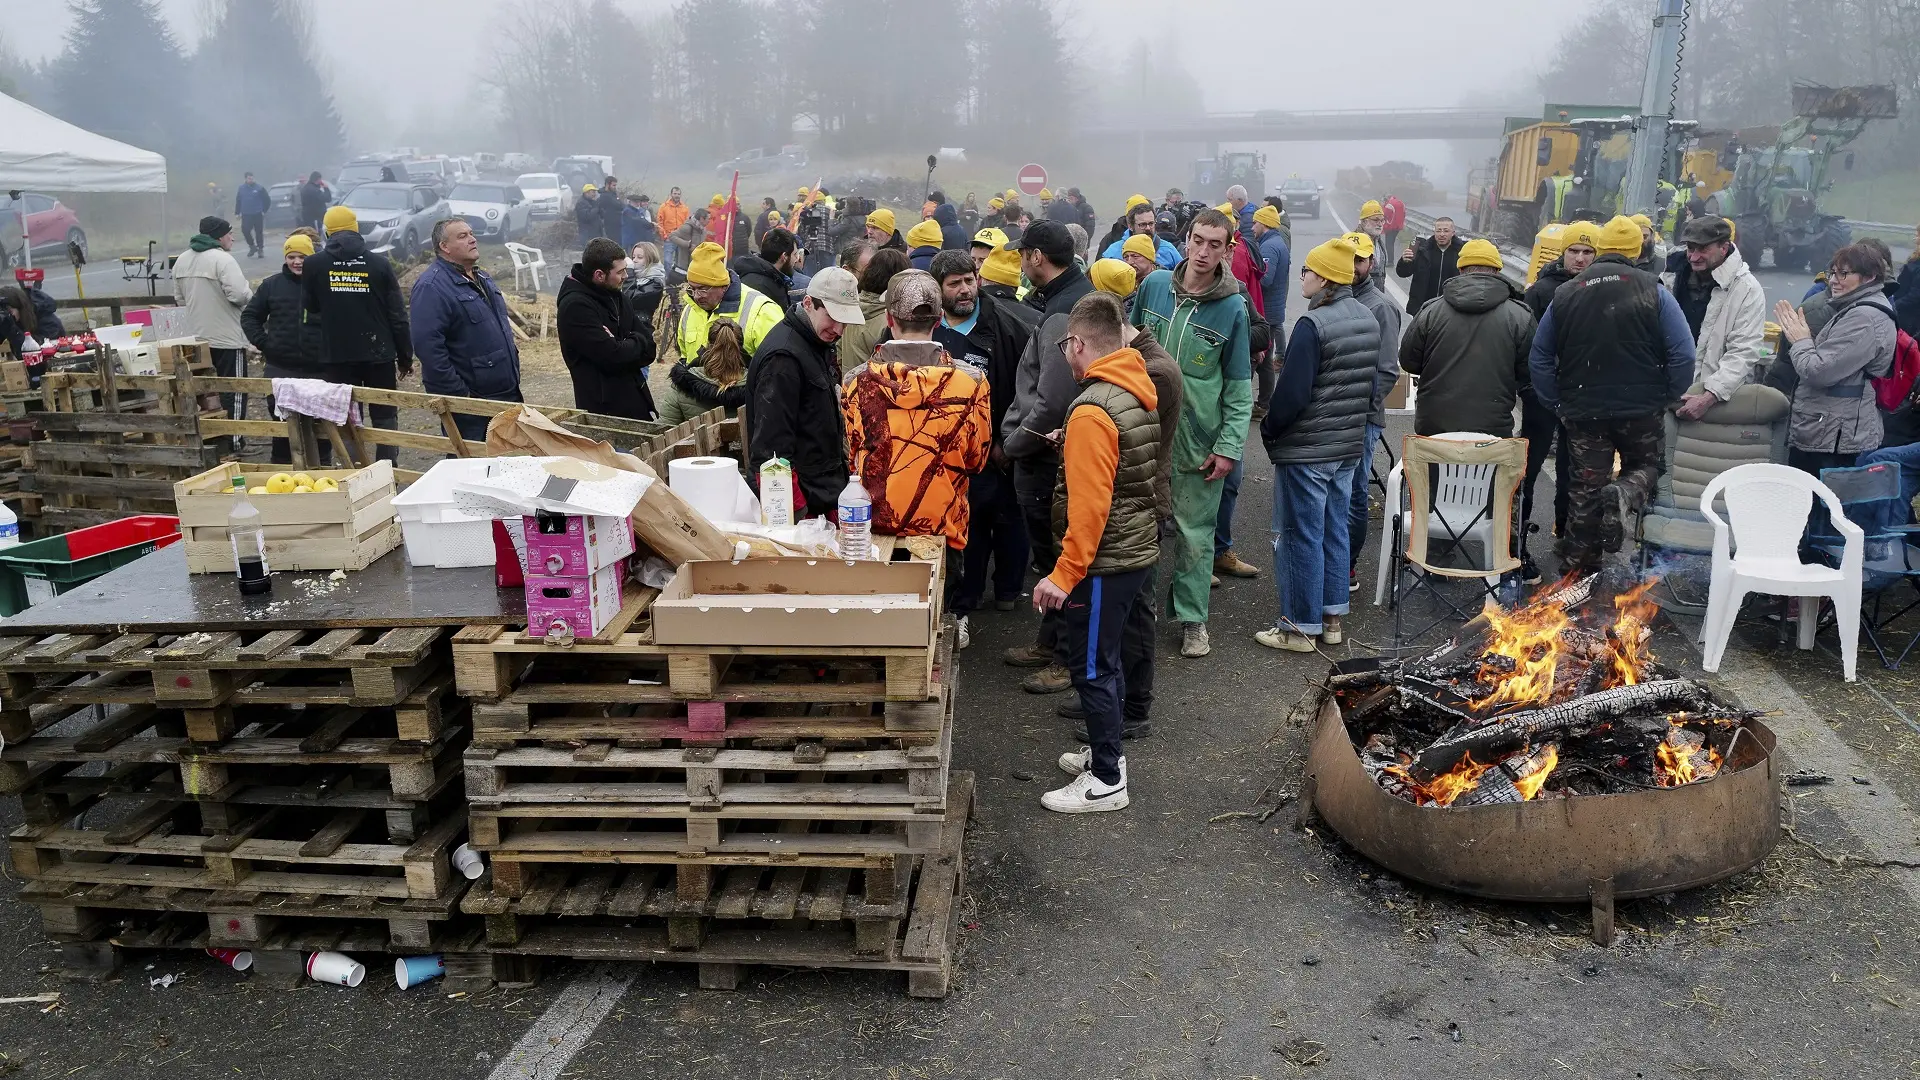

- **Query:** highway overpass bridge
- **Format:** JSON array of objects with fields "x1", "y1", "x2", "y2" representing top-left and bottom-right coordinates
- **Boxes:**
[{"x1": 1083, "y1": 107, "x2": 1511, "y2": 153}]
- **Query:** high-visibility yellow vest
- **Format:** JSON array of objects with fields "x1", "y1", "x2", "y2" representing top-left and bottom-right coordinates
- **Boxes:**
[
  {"x1": 1549, "y1": 175, "x2": 1575, "y2": 221},
  {"x1": 678, "y1": 284, "x2": 782, "y2": 364}
]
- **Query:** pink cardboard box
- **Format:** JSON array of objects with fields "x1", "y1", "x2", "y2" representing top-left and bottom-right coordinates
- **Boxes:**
[
  {"x1": 522, "y1": 512, "x2": 635, "y2": 578},
  {"x1": 524, "y1": 560, "x2": 627, "y2": 639}
]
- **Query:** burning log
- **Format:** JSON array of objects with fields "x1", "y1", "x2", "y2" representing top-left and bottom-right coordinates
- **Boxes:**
[{"x1": 1418, "y1": 679, "x2": 1710, "y2": 773}]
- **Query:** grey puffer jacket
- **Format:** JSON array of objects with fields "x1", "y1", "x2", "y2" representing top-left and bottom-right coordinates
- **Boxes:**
[
  {"x1": 1351, "y1": 274, "x2": 1403, "y2": 428},
  {"x1": 1400, "y1": 271, "x2": 1535, "y2": 438},
  {"x1": 1787, "y1": 284, "x2": 1898, "y2": 454}
]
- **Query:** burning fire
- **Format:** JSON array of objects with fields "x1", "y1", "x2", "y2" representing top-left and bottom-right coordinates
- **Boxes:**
[
  {"x1": 1512, "y1": 744, "x2": 1560, "y2": 799},
  {"x1": 1380, "y1": 744, "x2": 1560, "y2": 807},
  {"x1": 1468, "y1": 597, "x2": 1571, "y2": 711},
  {"x1": 1604, "y1": 579, "x2": 1660, "y2": 689},
  {"x1": 1655, "y1": 721, "x2": 1724, "y2": 787}
]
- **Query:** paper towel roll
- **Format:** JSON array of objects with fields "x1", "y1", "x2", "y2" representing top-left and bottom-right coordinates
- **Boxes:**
[{"x1": 669, "y1": 457, "x2": 752, "y2": 525}]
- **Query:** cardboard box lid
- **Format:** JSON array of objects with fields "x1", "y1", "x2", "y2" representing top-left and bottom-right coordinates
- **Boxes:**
[{"x1": 652, "y1": 558, "x2": 934, "y2": 647}]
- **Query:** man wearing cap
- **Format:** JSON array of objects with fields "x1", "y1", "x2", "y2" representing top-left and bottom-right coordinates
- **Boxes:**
[
  {"x1": 410, "y1": 218, "x2": 524, "y2": 439},
  {"x1": 575, "y1": 184, "x2": 603, "y2": 247},
  {"x1": 1663, "y1": 216, "x2": 1765, "y2": 421},
  {"x1": 1630, "y1": 214, "x2": 1661, "y2": 272},
  {"x1": 865, "y1": 208, "x2": 907, "y2": 253},
  {"x1": 746, "y1": 267, "x2": 868, "y2": 519},
  {"x1": 1251, "y1": 205, "x2": 1292, "y2": 336},
  {"x1": 969, "y1": 227, "x2": 1006, "y2": 275},
  {"x1": 1096, "y1": 194, "x2": 1146, "y2": 256},
  {"x1": 1131, "y1": 208, "x2": 1254, "y2": 659},
  {"x1": 982, "y1": 197, "x2": 1006, "y2": 233},
  {"x1": 1356, "y1": 200, "x2": 1389, "y2": 289},
  {"x1": 621, "y1": 193, "x2": 656, "y2": 249},
  {"x1": 1041, "y1": 188, "x2": 1070, "y2": 224},
  {"x1": 1342, "y1": 230, "x2": 1403, "y2": 586},
  {"x1": 977, "y1": 238, "x2": 1026, "y2": 307},
  {"x1": 1119, "y1": 233, "x2": 1161, "y2": 285},
  {"x1": 1000, "y1": 218, "x2": 1095, "y2": 693},
  {"x1": 678, "y1": 241, "x2": 783, "y2": 367},
  {"x1": 1101, "y1": 202, "x2": 1179, "y2": 270},
  {"x1": 1394, "y1": 216, "x2": 1464, "y2": 315},
  {"x1": 906, "y1": 219, "x2": 944, "y2": 271},
  {"x1": 244, "y1": 232, "x2": 330, "y2": 464},
  {"x1": 1399, "y1": 238, "x2": 1535, "y2": 438},
  {"x1": 172, "y1": 216, "x2": 253, "y2": 415},
  {"x1": 1530, "y1": 216, "x2": 1697, "y2": 572},
  {"x1": 304, "y1": 205, "x2": 410, "y2": 461},
  {"x1": 1516, "y1": 220, "x2": 1597, "y2": 570}
]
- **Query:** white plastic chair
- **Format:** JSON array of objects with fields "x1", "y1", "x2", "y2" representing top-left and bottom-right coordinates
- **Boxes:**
[
  {"x1": 1372, "y1": 431, "x2": 1503, "y2": 606},
  {"x1": 505, "y1": 242, "x2": 549, "y2": 292},
  {"x1": 1698, "y1": 462, "x2": 1863, "y2": 681}
]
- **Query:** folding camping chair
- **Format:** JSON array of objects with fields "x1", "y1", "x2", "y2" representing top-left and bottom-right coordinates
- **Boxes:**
[
  {"x1": 1375, "y1": 432, "x2": 1528, "y2": 647},
  {"x1": 1811, "y1": 462, "x2": 1920, "y2": 669}
]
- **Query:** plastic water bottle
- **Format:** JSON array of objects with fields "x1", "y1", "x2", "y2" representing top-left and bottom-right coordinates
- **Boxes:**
[
  {"x1": 228, "y1": 477, "x2": 272, "y2": 596},
  {"x1": 836, "y1": 473, "x2": 872, "y2": 560},
  {"x1": 0, "y1": 500, "x2": 18, "y2": 550}
]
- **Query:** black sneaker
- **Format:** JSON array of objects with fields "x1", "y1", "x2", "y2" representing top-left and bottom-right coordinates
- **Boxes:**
[
  {"x1": 1520, "y1": 548, "x2": 1542, "y2": 585},
  {"x1": 1073, "y1": 721, "x2": 1153, "y2": 742},
  {"x1": 1600, "y1": 483, "x2": 1628, "y2": 553},
  {"x1": 1056, "y1": 698, "x2": 1084, "y2": 720}
]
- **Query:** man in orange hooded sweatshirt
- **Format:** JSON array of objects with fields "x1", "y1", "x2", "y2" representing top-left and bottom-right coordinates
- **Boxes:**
[{"x1": 1035, "y1": 292, "x2": 1161, "y2": 814}]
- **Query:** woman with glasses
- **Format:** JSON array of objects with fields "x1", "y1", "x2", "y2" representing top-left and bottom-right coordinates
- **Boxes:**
[{"x1": 1774, "y1": 242, "x2": 1901, "y2": 473}]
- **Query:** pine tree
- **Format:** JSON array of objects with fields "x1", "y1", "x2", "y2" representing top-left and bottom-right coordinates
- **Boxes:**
[
  {"x1": 192, "y1": 0, "x2": 346, "y2": 186},
  {"x1": 45, "y1": 0, "x2": 190, "y2": 155}
]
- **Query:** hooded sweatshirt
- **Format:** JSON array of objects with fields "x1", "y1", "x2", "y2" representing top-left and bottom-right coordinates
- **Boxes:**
[
  {"x1": 1050, "y1": 346, "x2": 1161, "y2": 593},
  {"x1": 171, "y1": 237, "x2": 252, "y2": 349},
  {"x1": 302, "y1": 229, "x2": 410, "y2": 368},
  {"x1": 840, "y1": 344, "x2": 993, "y2": 548},
  {"x1": 933, "y1": 203, "x2": 968, "y2": 251},
  {"x1": 1130, "y1": 259, "x2": 1253, "y2": 467},
  {"x1": 1399, "y1": 271, "x2": 1536, "y2": 437}
]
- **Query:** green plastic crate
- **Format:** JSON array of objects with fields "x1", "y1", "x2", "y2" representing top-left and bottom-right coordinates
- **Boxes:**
[{"x1": 0, "y1": 515, "x2": 181, "y2": 617}]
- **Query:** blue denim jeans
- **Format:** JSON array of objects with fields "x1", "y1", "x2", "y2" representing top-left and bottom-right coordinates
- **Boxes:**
[
  {"x1": 1271, "y1": 458, "x2": 1358, "y2": 636},
  {"x1": 1213, "y1": 454, "x2": 1246, "y2": 557},
  {"x1": 1860, "y1": 442, "x2": 1920, "y2": 522},
  {"x1": 1347, "y1": 422, "x2": 1384, "y2": 571}
]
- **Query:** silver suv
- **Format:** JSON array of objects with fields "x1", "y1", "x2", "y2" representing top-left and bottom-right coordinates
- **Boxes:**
[{"x1": 333, "y1": 182, "x2": 450, "y2": 258}]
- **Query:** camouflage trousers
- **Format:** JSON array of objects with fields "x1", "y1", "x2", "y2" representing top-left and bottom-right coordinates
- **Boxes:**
[{"x1": 1560, "y1": 413, "x2": 1665, "y2": 570}]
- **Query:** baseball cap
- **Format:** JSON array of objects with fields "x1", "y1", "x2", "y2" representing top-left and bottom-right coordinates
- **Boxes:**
[
  {"x1": 1015, "y1": 219, "x2": 1075, "y2": 265},
  {"x1": 884, "y1": 269, "x2": 941, "y2": 322},
  {"x1": 971, "y1": 227, "x2": 1009, "y2": 250},
  {"x1": 1680, "y1": 215, "x2": 1733, "y2": 246},
  {"x1": 806, "y1": 267, "x2": 866, "y2": 325}
]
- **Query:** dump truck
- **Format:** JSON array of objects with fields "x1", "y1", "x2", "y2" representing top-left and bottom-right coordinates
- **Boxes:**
[{"x1": 1471, "y1": 104, "x2": 1703, "y2": 241}]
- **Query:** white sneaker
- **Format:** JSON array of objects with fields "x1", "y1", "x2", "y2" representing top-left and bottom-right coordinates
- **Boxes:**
[
  {"x1": 1057, "y1": 747, "x2": 1127, "y2": 777},
  {"x1": 956, "y1": 616, "x2": 971, "y2": 650},
  {"x1": 1040, "y1": 769, "x2": 1130, "y2": 814}
]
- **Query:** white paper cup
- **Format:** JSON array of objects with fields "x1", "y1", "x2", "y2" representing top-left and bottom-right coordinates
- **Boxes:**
[
  {"x1": 306, "y1": 950, "x2": 365, "y2": 987},
  {"x1": 452, "y1": 843, "x2": 485, "y2": 880}
]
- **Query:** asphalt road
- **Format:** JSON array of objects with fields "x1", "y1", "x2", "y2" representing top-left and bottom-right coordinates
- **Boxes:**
[{"x1": 0, "y1": 200, "x2": 1914, "y2": 1078}]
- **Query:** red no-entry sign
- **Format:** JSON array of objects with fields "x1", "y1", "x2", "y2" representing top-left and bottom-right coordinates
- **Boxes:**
[{"x1": 1016, "y1": 164, "x2": 1048, "y2": 197}]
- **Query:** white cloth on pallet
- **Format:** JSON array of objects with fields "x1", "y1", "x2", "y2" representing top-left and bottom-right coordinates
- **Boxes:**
[{"x1": 271, "y1": 378, "x2": 358, "y2": 426}]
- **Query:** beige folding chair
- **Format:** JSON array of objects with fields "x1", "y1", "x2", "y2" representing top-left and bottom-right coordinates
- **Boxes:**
[{"x1": 1387, "y1": 434, "x2": 1528, "y2": 646}]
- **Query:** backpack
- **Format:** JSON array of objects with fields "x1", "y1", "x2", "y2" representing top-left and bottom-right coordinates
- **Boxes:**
[{"x1": 1866, "y1": 302, "x2": 1920, "y2": 411}]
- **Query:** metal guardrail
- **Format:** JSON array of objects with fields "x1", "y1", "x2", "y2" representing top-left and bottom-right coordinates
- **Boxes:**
[{"x1": 1844, "y1": 219, "x2": 1914, "y2": 235}]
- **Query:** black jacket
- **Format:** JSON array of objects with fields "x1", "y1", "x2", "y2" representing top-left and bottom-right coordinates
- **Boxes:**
[
  {"x1": 877, "y1": 229, "x2": 907, "y2": 254},
  {"x1": 933, "y1": 289, "x2": 1035, "y2": 441},
  {"x1": 1097, "y1": 216, "x2": 1128, "y2": 258},
  {"x1": 1523, "y1": 258, "x2": 1577, "y2": 321},
  {"x1": 1026, "y1": 261, "x2": 1092, "y2": 321},
  {"x1": 302, "y1": 230, "x2": 410, "y2": 369},
  {"x1": 299, "y1": 180, "x2": 330, "y2": 224},
  {"x1": 556, "y1": 264, "x2": 655, "y2": 421},
  {"x1": 575, "y1": 195, "x2": 602, "y2": 238},
  {"x1": 1549, "y1": 255, "x2": 1672, "y2": 421},
  {"x1": 242, "y1": 265, "x2": 324, "y2": 374},
  {"x1": 600, "y1": 188, "x2": 623, "y2": 241},
  {"x1": 933, "y1": 203, "x2": 968, "y2": 251},
  {"x1": 730, "y1": 254, "x2": 793, "y2": 313},
  {"x1": 746, "y1": 307, "x2": 847, "y2": 516},
  {"x1": 27, "y1": 288, "x2": 62, "y2": 340},
  {"x1": 1395, "y1": 235, "x2": 1464, "y2": 315}
]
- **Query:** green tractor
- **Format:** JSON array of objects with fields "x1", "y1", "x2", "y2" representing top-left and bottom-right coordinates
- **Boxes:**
[{"x1": 1710, "y1": 84, "x2": 1897, "y2": 273}]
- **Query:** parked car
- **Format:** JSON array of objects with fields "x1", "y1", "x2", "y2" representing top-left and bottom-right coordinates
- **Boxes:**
[
  {"x1": 266, "y1": 182, "x2": 302, "y2": 229},
  {"x1": 405, "y1": 159, "x2": 456, "y2": 197},
  {"x1": 716, "y1": 145, "x2": 807, "y2": 177},
  {"x1": 333, "y1": 182, "x2": 449, "y2": 259},
  {"x1": 335, "y1": 156, "x2": 409, "y2": 193},
  {"x1": 1276, "y1": 176, "x2": 1323, "y2": 220},
  {"x1": 448, "y1": 182, "x2": 531, "y2": 243},
  {"x1": 515, "y1": 173, "x2": 571, "y2": 220},
  {"x1": 502, "y1": 152, "x2": 540, "y2": 173},
  {"x1": 550, "y1": 156, "x2": 609, "y2": 196},
  {"x1": 0, "y1": 192, "x2": 86, "y2": 267}
]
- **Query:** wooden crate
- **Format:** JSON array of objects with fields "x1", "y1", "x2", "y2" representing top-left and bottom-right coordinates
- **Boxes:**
[{"x1": 173, "y1": 460, "x2": 399, "y2": 573}]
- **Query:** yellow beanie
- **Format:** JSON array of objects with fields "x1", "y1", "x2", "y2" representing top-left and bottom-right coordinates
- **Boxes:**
[
  {"x1": 1215, "y1": 202, "x2": 1234, "y2": 217},
  {"x1": 866, "y1": 207, "x2": 896, "y2": 234},
  {"x1": 1304, "y1": 238, "x2": 1358, "y2": 285},
  {"x1": 1090, "y1": 259, "x2": 1137, "y2": 299},
  {"x1": 1004, "y1": 188, "x2": 1018, "y2": 201},
  {"x1": 1121, "y1": 233, "x2": 1158, "y2": 262},
  {"x1": 710, "y1": 194, "x2": 726, "y2": 207},
  {"x1": 797, "y1": 187, "x2": 809, "y2": 198},
  {"x1": 987, "y1": 196, "x2": 1004, "y2": 210},
  {"x1": 1341, "y1": 231, "x2": 1375, "y2": 259},
  {"x1": 981, "y1": 247, "x2": 1022, "y2": 288},
  {"x1": 686, "y1": 242, "x2": 730, "y2": 287},
  {"x1": 322, "y1": 205, "x2": 358, "y2": 234},
  {"x1": 1457, "y1": 238, "x2": 1504, "y2": 271},
  {"x1": 1358, "y1": 200, "x2": 1384, "y2": 220},
  {"x1": 1253, "y1": 204, "x2": 1283, "y2": 230},
  {"x1": 1630, "y1": 213, "x2": 1654, "y2": 231},
  {"x1": 1125, "y1": 193, "x2": 1149, "y2": 211},
  {"x1": 1596, "y1": 215, "x2": 1644, "y2": 258},
  {"x1": 972, "y1": 227, "x2": 1009, "y2": 249},
  {"x1": 1038, "y1": 188, "x2": 1053, "y2": 200},
  {"x1": 906, "y1": 219, "x2": 944, "y2": 249},
  {"x1": 282, "y1": 233, "x2": 315, "y2": 257},
  {"x1": 768, "y1": 211, "x2": 784, "y2": 226},
  {"x1": 1562, "y1": 220, "x2": 1600, "y2": 250}
]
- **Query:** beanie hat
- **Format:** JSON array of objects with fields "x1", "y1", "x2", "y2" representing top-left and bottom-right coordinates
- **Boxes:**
[
  {"x1": 1629, "y1": 213, "x2": 1654, "y2": 231},
  {"x1": 1214, "y1": 202, "x2": 1234, "y2": 217},
  {"x1": 1125, "y1": 193, "x2": 1150, "y2": 211},
  {"x1": 906, "y1": 218, "x2": 944, "y2": 250},
  {"x1": 322, "y1": 205, "x2": 359, "y2": 234},
  {"x1": 1004, "y1": 188, "x2": 1018, "y2": 200},
  {"x1": 972, "y1": 227, "x2": 1009, "y2": 250},
  {"x1": 1090, "y1": 259, "x2": 1137, "y2": 299},
  {"x1": 686, "y1": 242, "x2": 731, "y2": 287},
  {"x1": 987, "y1": 196, "x2": 1004, "y2": 211},
  {"x1": 866, "y1": 207, "x2": 896, "y2": 234},
  {"x1": 199, "y1": 216, "x2": 232, "y2": 240},
  {"x1": 1561, "y1": 220, "x2": 1600, "y2": 251},
  {"x1": 1596, "y1": 215, "x2": 1644, "y2": 258},
  {"x1": 1340, "y1": 231, "x2": 1375, "y2": 260},
  {"x1": 981, "y1": 247, "x2": 1023, "y2": 288},
  {"x1": 1253, "y1": 204, "x2": 1283, "y2": 230},
  {"x1": 797, "y1": 187, "x2": 810, "y2": 198},
  {"x1": 1304, "y1": 238, "x2": 1359, "y2": 285},
  {"x1": 710, "y1": 194, "x2": 726, "y2": 207},
  {"x1": 1038, "y1": 188, "x2": 1053, "y2": 200},
  {"x1": 282, "y1": 233, "x2": 315, "y2": 257},
  {"x1": 1456, "y1": 238, "x2": 1504, "y2": 271},
  {"x1": 1358, "y1": 200, "x2": 1384, "y2": 220},
  {"x1": 1121, "y1": 233, "x2": 1158, "y2": 263},
  {"x1": 768, "y1": 211, "x2": 784, "y2": 226}
]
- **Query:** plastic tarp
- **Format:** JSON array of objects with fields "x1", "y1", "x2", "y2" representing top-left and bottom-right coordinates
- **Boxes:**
[{"x1": 0, "y1": 92, "x2": 168, "y2": 193}]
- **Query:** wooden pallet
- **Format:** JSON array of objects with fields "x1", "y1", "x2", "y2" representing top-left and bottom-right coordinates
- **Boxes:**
[{"x1": 451, "y1": 772, "x2": 971, "y2": 998}]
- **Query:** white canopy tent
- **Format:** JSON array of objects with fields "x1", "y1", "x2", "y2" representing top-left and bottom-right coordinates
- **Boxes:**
[{"x1": 0, "y1": 92, "x2": 168, "y2": 193}]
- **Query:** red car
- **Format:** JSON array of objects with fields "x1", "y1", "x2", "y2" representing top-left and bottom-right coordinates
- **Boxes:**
[{"x1": 0, "y1": 192, "x2": 87, "y2": 268}]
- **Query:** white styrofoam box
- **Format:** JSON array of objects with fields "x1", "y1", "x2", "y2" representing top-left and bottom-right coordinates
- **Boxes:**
[
  {"x1": 393, "y1": 457, "x2": 506, "y2": 568},
  {"x1": 114, "y1": 343, "x2": 160, "y2": 376}
]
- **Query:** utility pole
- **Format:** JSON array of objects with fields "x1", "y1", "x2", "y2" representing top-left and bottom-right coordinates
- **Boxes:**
[{"x1": 1621, "y1": 0, "x2": 1689, "y2": 217}]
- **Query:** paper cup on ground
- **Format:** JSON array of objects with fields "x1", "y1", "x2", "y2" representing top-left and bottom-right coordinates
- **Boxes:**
[
  {"x1": 394, "y1": 954, "x2": 445, "y2": 990},
  {"x1": 452, "y1": 843, "x2": 485, "y2": 880},
  {"x1": 306, "y1": 951, "x2": 365, "y2": 987},
  {"x1": 205, "y1": 947, "x2": 252, "y2": 971}
]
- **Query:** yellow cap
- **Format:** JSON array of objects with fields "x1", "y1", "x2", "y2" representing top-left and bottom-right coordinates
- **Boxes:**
[
  {"x1": 710, "y1": 194, "x2": 726, "y2": 207},
  {"x1": 1253, "y1": 204, "x2": 1283, "y2": 229},
  {"x1": 1596, "y1": 215, "x2": 1644, "y2": 258},
  {"x1": 1340, "y1": 231, "x2": 1375, "y2": 259},
  {"x1": 972, "y1": 227, "x2": 1009, "y2": 249},
  {"x1": 1457, "y1": 238, "x2": 1504, "y2": 271},
  {"x1": 1038, "y1": 188, "x2": 1053, "y2": 200},
  {"x1": 1630, "y1": 213, "x2": 1654, "y2": 230},
  {"x1": 283, "y1": 233, "x2": 315, "y2": 257},
  {"x1": 1358, "y1": 200, "x2": 1384, "y2": 220},
  {"x1": 686, "y1": 242, "x2": 730, "y2": 287},
  {"x1": 1090, "y1": 259, "x2": 1137, "y2": 299},
  {"x1": 1562, "y1": 220, "x2": 1600, "y2": 250},
  {"x1": 866, "y1": 207, "x2": 896, "y2": 234},
  {"x1": 1125, "y1": 193, "x2": 1150, "y2": 211},
  {"x1": 981, "y1": 247, "x2": 1022, "y2": 288},
  {"x1": 322, "y1": 205, "x2": 358, "y2": 233},
  {"x1": 906, "y1": 219, "x2": 944, "y2": 249},
  {"x1": 582, "y1": 183, "x2": 597, "y2": 193},
  {"x1": 1304, "y1": 238, "x2": 1358, "y2": 285},
  {"x1": 1121, "y1": 233, "x2": 1158, "y2": 262},
  {"x1": 987, "y1": 196, "x2": 1004, "y2": 210},
  {"x1": 797, "y1": 186, "x2": 810, "y2": 197}
]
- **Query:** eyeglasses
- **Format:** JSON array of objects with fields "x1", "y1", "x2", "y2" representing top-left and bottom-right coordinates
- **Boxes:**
[
  {"x1": 1828, "y1": 267, "x2": 1863, "y2": 279},
  {"x1": 1058, "y1": 334, "x2": 1080, "y2": 357}
]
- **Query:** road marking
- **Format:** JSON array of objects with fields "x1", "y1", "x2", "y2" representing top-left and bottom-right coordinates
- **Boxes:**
[{"x1": 485, "y1": 965, "x2": 633, "y2": 1080}]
